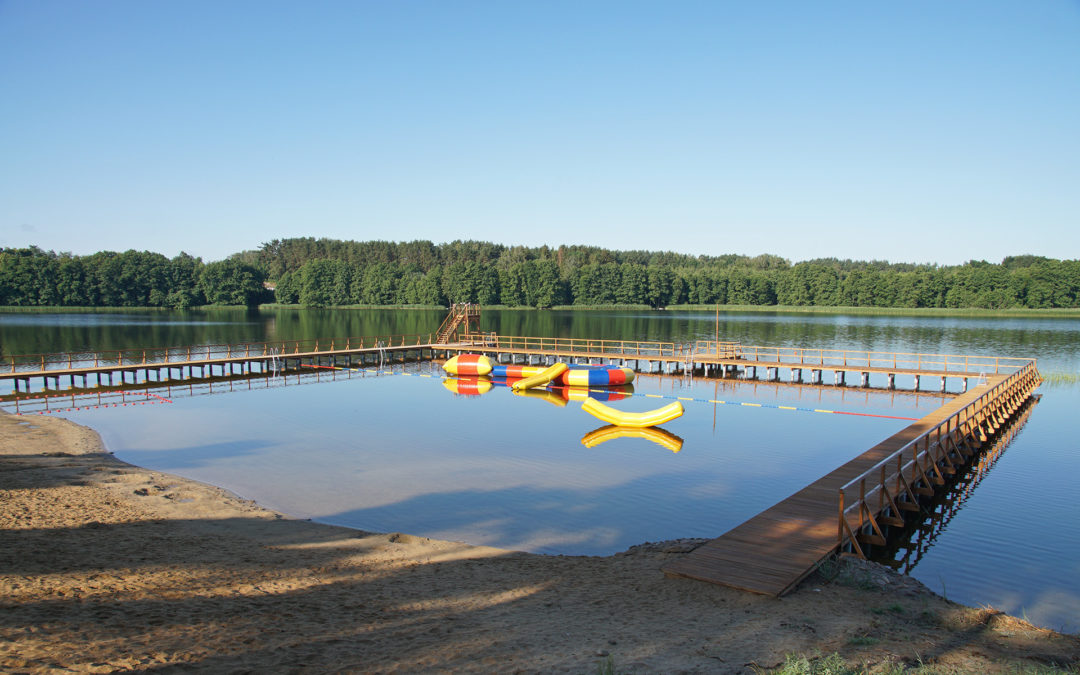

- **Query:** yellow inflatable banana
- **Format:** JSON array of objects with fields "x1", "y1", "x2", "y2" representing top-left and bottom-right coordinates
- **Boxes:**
[
  {"x1": 580, "y1": 398, "x2": 684, "y2": 428},
  {"x1": 511, "y1": 362, "x2": 569, "y2": 390}
]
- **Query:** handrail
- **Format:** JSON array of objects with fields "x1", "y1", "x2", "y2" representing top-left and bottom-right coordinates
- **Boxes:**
[
  {"x1": 460, "y1": 333, "x2": 691, "y2": 359},
  {"x1": 694, "y1": 343, "x2": 1030, "y2": 375},
  {"x1": 836, "y1": 359, "x2": 1041, "y2": 556},
  {"x1": 692, "y1": 341, "x2": 742, "y2": 357},
  {"x1": 1, "y1": 333, "x2": 436, "y2": 374}
]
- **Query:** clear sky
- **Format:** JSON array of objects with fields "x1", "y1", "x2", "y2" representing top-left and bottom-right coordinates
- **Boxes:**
[{"x1": 1, "y1": 1, "x2": 1077, "y2": 265}]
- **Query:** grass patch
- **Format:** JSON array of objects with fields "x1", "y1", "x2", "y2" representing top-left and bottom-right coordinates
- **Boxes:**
[
  {"x1": 759, "y1": 653, "x2": 1079, "y2": 674},
  {"x1": 665, "y1": 304, "x2": 1080, "y2": 318},
  {"x1": 1040, "y1": 372, "x2": 1080, "y2": 386},
  {"x1": 257, "y1": 303, "x2": 445, "y2": 310},
  {"x1": 549, "y1": 304, "x2": 654, "y2": 310},
  {"x1": 756, "y1": 653, "x2": 858, "y2": 674},
  {"x1": 594, "y1": 654, "x2": 616, "y2": 675}
]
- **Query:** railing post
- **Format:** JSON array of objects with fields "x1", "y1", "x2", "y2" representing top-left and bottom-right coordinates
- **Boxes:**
[
  {"x1": 879, "y1": 465, "x2": 887, "y2": 514},
  {"x1": 837, "y1": 489, "x2": 845, "y2": 545},
  {"x1": 858, "y1": 478, "x2": 867, "y2": 531}
]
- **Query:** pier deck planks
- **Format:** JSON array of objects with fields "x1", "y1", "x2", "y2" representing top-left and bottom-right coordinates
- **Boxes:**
[{"x1": 661, "y1": 376, "x2": 1005, "y2": 596}]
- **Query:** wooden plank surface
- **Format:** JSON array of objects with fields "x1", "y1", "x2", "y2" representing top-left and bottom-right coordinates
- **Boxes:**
[{"x1": 661, "y1": 377, "x2": 1005, "y2": 596}]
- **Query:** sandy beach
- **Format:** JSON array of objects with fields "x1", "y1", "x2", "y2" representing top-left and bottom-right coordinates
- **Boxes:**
[{"x1": 1, "y1": 411, "x2": 1077, "y2": 674}]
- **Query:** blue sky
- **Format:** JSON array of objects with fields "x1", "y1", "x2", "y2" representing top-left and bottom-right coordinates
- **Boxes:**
[{"x1": 1, "y1": 1, "x2": 1077, "y2": 265}]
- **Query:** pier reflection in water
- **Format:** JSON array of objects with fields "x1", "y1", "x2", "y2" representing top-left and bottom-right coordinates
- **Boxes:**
[{"x1": 867, "y1": 395, "x2": 1040, "y2": 574}]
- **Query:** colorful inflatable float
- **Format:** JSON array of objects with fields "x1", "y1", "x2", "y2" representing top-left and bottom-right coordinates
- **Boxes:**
[
  {"x1": 442, "y1": 354, "x2": 493, "y2": 376},
  {"x1": 581, "y1": 397, "x2": 684, "y2": 428},
  {"x1": 491, "y1": 363, "x2": 634, "y2": 387}
]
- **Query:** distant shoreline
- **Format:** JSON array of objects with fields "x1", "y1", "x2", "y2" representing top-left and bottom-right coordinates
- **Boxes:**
[{"x1": 3, "y1": 304, "x2": 1080, "y2": 318}]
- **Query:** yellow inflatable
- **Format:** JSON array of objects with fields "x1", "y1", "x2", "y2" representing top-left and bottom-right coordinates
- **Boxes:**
[
  {"x1": 511, "y1": 362, "x2": 569, "y2": 390},
  {"x1": 442, "y1": 354, "x2": 493, "y2": 376},
  {"x1": 581, "y1": 425, "x2": 684, "y2": 453},
  {"x1": 580, "y1": 398, "x2": 684, "y2": 428}
]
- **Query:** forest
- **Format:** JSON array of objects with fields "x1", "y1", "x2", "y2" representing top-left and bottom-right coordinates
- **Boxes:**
[{"x1": 2, "y1": 238, "x2": 1079, "y2": 310}]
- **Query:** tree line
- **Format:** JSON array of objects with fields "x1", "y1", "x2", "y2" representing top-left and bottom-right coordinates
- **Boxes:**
[
  {"x1": 0, "y1": 247, "x2": 268, "y2": 308},
  {"x1": 253, "y1": 239, "x2": 1080, "y2": 309},
  {"x1": 3, "y1": 240, "x2": 1079, "y2": 310}
]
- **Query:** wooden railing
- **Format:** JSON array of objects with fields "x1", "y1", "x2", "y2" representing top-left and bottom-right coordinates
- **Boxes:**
[
  {"x1": 693, "y1": 341, "x2": 742, "y2": 358},
  {"x1": 460, "y1": 333, "x2": 690, "y2": 359},
  {"x1": 836, "y1": 360, "x2": 1041, "y2": 558},
  {"x1": 717, "y1": 345, "x2": 1030, "y2": 375},
  {"x1": 1, "y1": 333, "x2": 436, "y2": 375}
]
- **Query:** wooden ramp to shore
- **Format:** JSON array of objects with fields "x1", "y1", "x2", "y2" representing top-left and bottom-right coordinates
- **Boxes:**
[{"x1": 662, "y1": 365, "x2": 1041, "y2": 595}]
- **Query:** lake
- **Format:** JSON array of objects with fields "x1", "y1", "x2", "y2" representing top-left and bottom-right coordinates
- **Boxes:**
[{"x1": 1, "y1": 307, "x2": 1077, "y2": 633}]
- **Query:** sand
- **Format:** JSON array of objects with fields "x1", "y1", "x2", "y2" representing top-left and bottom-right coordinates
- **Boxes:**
[{"x1": 1, "y1": 412, "x2": 1077, "y2": 674}]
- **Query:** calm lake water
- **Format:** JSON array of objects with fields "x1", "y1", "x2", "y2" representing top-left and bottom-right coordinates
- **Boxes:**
[{"x1": 2, "y1": 307, "x2": 1078, "y2": 633}]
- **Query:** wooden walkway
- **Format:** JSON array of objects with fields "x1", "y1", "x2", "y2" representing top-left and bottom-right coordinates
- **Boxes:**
[
  {"x1": 661, "y1": 365, "x2": 1041, "y2": 595},
  {"x1": 0, "y1": 335, "x2": 439, "y2": 392},
  {"x1": 445, "y1": 336, "x2": 1025, "y2": 391}
]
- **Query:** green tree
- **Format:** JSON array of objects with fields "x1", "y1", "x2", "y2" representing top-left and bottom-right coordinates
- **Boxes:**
[{"x1": 199, "y1": 259, "x2": 266, "y2": 306}]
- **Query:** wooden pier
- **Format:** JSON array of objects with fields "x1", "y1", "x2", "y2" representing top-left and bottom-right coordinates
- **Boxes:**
[
  {"x1": 661, "y1": 361, "x2": 1041, "y2": 595},
  {"x1": 0, "y1": 334, "x2": 440, "y2": 393},
  {"x1": 0, "y1": 303, "x2": 1042, "y2": 596}
]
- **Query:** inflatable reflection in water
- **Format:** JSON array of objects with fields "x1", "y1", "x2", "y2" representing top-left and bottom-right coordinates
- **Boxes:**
[
  {"x1": 511, "y1": 383, "x2": 634, "y2": 404},
  {"x1": 442, "y1": 354, "x2": 493, "y2": 376},
  {"x1": 556, "y1": 384, "x2": 632, "y2": 402},
  {"x1": 511, "y1": 387, "x2": 568, "y2": 407},
  {"x1": 442, "y1": 377, "x2": 493, "y2": 396},
  {"x1": 581, "y1": 425, "x2": 684, "y2": 453}
]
